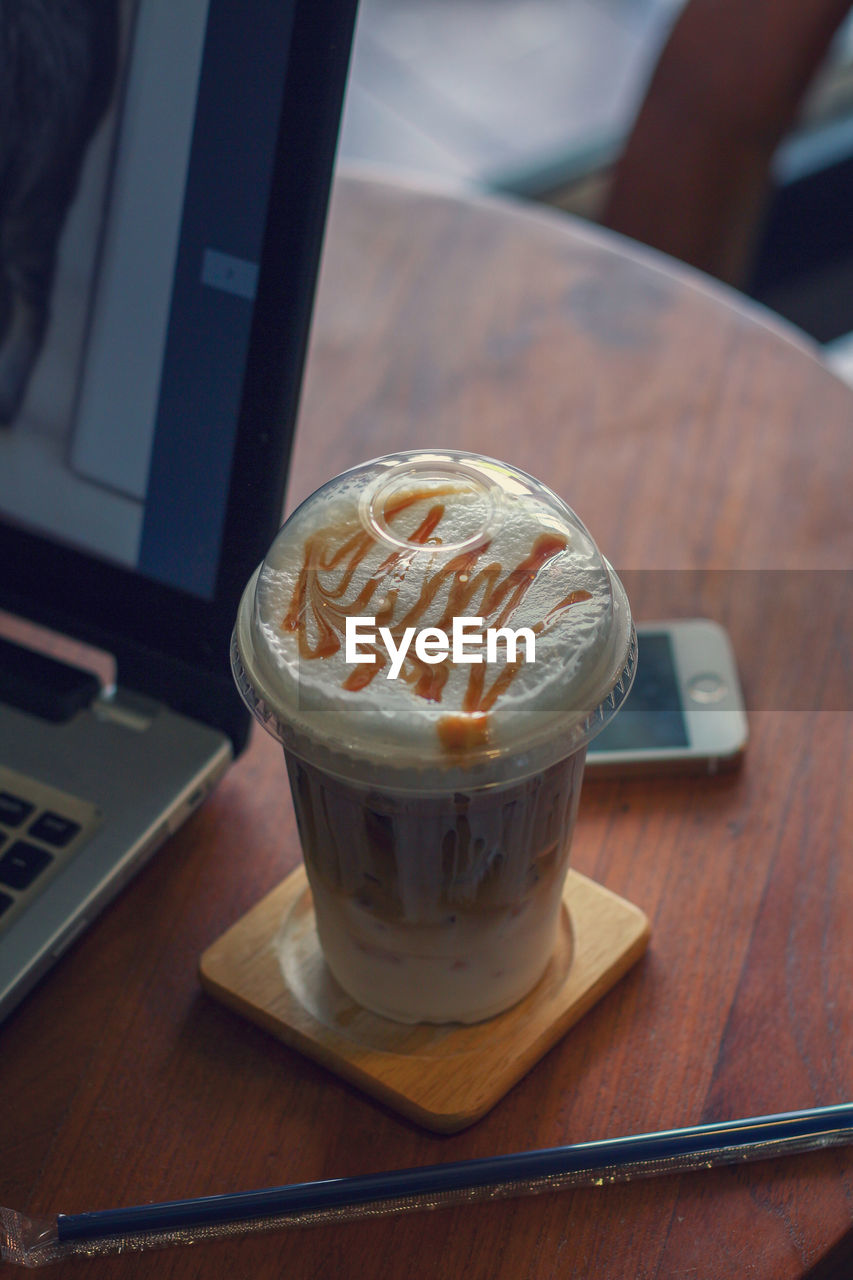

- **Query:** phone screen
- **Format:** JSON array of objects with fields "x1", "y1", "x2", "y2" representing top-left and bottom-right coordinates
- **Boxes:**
[{"x1": 587, "y1": 631, "x2": 689, "y2": 753}]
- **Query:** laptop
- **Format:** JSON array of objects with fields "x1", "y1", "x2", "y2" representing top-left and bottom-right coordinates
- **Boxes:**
[{"x1": 0, "y1": 0, "x2": 358, "y2": 1022}]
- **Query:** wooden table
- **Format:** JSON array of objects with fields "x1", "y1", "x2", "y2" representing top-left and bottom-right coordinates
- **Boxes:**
[{"x1": 2, "y1": 173, "x2": 851, "y2": 1278}]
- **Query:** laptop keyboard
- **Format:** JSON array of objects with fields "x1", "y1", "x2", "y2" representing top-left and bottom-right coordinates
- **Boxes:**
[{"x1": 0, "y1": 766, "x2": 101, "y2": 934}]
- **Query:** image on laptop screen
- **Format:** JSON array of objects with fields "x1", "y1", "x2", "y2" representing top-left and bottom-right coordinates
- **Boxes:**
[{"x1": 0, "y1": 0, "x2": 311, "y2": 603}]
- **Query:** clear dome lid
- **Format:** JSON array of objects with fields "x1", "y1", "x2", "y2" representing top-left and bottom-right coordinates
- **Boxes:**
[{"x1": 232, "y1": 450, "x2": 635, "y2": 787}]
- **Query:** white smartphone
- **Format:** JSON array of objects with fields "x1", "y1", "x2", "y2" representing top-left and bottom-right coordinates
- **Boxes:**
[{"x1": 585, "y1": 618, "x2": 748, "y2": 776}]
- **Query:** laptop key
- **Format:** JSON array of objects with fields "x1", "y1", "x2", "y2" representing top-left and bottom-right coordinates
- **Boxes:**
[
  {"x1": 0, "y1": 792, "x2": 35, "y2": 827},
  {"x1": 0, "y1": 842, "x2": 54, "y2": 891},
  {"x1": 0, "y1": 890, "x2": 13, "y2": 916},
  {"x1": 28, "y1": 812, "x2": 82, "y2": 848}
]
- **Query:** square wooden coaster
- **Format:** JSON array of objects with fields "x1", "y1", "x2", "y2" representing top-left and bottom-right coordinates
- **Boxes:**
[{"x1": 200, "y1": 868, "x2": 649, "y2": 1133}]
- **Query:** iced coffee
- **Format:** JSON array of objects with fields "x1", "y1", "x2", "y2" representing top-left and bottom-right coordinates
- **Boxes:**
[{"x1": 232, "y1": 451, "x2": 635, "y2": 1023}]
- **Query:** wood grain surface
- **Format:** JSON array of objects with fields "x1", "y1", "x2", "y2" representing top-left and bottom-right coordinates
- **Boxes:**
[{"x1": 1, "y1": 172, "x2": 851, "y2": 1279}]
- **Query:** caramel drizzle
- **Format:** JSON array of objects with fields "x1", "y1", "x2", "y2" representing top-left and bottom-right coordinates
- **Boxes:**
[{"x1": 281, "y1": 488, "x2": 592, "y2": 738}]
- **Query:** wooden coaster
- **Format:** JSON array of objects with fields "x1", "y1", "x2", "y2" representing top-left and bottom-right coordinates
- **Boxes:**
[{"x1": 200, "y1": 868, "x2": 649, "y2": 1133}]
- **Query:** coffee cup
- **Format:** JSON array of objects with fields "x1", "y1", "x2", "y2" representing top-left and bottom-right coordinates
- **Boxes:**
[{"x1": 232, "y1": 450, "x2": 635, "y2": 1023}]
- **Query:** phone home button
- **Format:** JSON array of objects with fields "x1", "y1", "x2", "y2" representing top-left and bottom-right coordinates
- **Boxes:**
[{"x1": 688, "y1": 672, "x2": 728, "y2": 704}]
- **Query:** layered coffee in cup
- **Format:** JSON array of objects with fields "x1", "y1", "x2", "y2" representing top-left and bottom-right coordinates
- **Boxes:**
[{"x1": 232, "y1": 451, "x2": 635, "y2": 1023}]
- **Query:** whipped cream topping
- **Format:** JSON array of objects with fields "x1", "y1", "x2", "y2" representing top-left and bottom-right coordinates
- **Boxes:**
[{"x1": 233, "y1": 452, "x2": 634, "y2": 781}]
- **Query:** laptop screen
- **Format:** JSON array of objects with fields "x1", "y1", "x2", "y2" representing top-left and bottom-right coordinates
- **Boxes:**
[
  {"x1": 0, "y1": 0, "x2": 354, "y2": 604},
  {"x1": 0, "y1": 0, "x2": 357, "y2": 740}
]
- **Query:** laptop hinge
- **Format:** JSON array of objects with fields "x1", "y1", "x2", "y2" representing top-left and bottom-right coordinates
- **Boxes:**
[
  {"x1": 92, "y1": 687, "x2": 159, "y2": 732},
  {"x1": 0, "y1": 635, "x2": 100, "y2": 723}
]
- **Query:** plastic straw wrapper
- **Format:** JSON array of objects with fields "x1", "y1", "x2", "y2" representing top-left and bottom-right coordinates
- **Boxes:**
[{"x1": 3, "y1": 1104, "x2": 852, "y2": 1267}]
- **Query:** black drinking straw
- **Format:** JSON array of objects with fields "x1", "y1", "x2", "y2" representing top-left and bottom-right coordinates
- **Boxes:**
[{"x1": 55, "y1": 1103, "x2": 853, "y2": 1246}]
